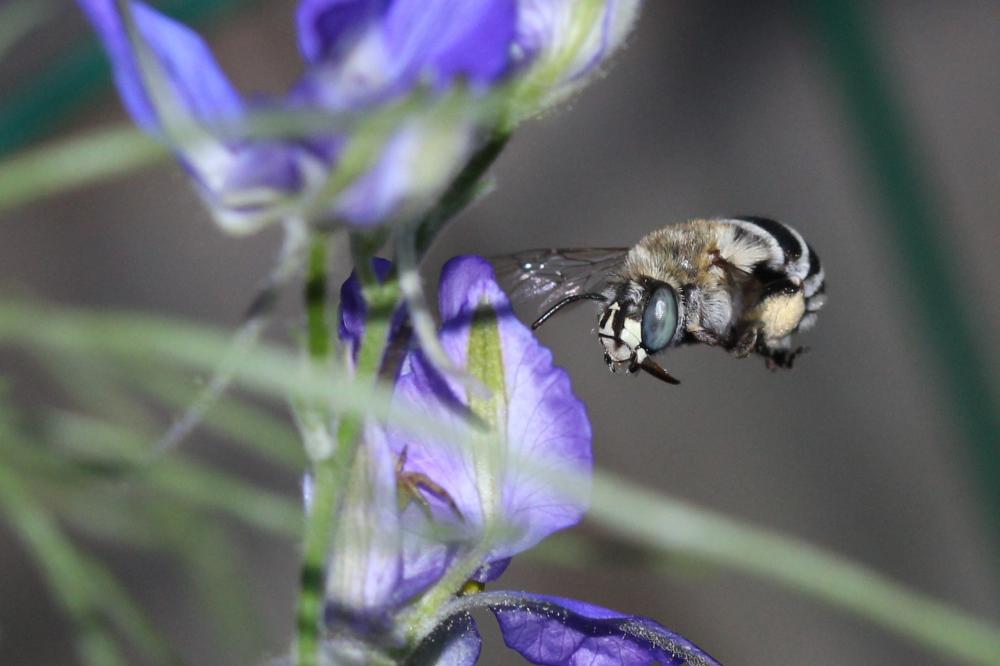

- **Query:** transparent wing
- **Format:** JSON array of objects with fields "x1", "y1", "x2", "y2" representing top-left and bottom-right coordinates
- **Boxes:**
[{"x1": 490, "y1": 247, "x2": 629, "y2": 313}]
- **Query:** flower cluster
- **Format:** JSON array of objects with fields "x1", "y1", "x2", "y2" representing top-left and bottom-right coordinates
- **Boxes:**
[
  {"x1": 80, "y1": 3, "x2": 724, "y2": 665},
  {"x1": 77, "y1": 0, "x2": 640, "y2": 234},
  {"x1": 322, "y1": 256, "x2": 721, "y2": 666}
]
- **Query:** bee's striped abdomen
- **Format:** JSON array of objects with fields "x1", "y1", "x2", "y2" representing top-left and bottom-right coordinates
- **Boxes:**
[
  {"x1": 729, "y1": 216, "x2": 826, "y2": 331},
  {"x1": 800, "y1": 243, "x2": 825, "y2": 330}
]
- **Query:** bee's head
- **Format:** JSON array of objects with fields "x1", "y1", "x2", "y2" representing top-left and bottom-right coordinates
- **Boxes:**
[{"x1": 597, "y1": 279, "x2": 682, "y2": 384}]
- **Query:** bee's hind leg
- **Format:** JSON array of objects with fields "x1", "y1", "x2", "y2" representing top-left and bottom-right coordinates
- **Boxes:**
[
  {"x1": 733, "y1": 328, "x2": 758, "y2": 359},
  {"x1": 759, "y1": 336, "x2": 808, "y2": 370}
]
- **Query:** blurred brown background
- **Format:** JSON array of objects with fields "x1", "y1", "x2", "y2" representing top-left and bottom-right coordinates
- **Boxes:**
[{"x1": 2, "y1": 1, "x2": 999, "y2": 664}]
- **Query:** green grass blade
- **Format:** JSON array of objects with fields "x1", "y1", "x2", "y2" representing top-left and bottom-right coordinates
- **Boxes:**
[
  {"x1": 137, "y1": 367, "x2": 305, "y2": 468},
  {"x1": 804, "y1": 0, "x2": 1000, "y2": 540},
  {"x1": 0, "y1": 466, "x2": 127, "y2": 666},
  {"x1": 48, "y1": 411, "x2": 302, "y2": 538},
  {"x1": 3, "y1": 301, "x2": 999, "y2": 662},
  {"x1": 587, "y1": 471, "x2": 1000, "y2": 666},
  {"x1": 0, "y1": 124, "x2": 164, "y2": 215},
  {"x1": 0, "y1": 0, "x2": 258, "y2": 156},
  {"x1": 80, "y1": 560, "x2": 184, "y2": 665}
]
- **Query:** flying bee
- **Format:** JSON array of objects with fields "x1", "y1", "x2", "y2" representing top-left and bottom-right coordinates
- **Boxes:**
[{"x1": 493, "y1": 216, "x2": 826, "y2": 384}]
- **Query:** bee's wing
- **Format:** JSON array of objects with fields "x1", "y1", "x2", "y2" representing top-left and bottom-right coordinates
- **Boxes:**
[{"x1": 490, "y1": 247, "x2": 629, "y2": 313}]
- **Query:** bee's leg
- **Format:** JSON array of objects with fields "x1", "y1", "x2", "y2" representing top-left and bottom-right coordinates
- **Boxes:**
[
  {"x1": 757, "y1": 333, "x2": 807, "y2": 370},
  {"x1": 396, "y1": 446, "x2": 464, "y2": 522},
  {"x1": 741, "y1": 278, "x2": 808, "y2": 366},
  {"x1": 708, "y1": 248, "x2": 739, "y2": 272},
  {"x1": 764, "y1": 344, "x2": 808, "y2": 370},
  {"x1": 688, "y1": 327, "x2": 722, "y2": 347},
  {"x1": 733, "y1": 328, "x2": 759, "y2": 358}
]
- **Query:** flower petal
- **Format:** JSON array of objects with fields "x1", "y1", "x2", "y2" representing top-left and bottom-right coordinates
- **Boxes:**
[
  {"x1": 388, "y1": 255, "x2": 592, "y2": 567},
  {"x1": 513, "y1": 0, "x2": 642, "y2": 113},
  {"x1": 407, "y1": 612, "x2": 482, "y2": 666},
  {"x1": 324, "y1": 425, "x2": 402, "y2": 631},
  {"x1": 489, "y1": 592, "x2": 723, "y2": 666},
  {"x1": 332, "y1": 115, "x2": 475, "y2": 227},
  {"x1": 76, "y1": 0, "x2": 242, "y2": 130},
  {"x1": 338, "y1": 257, "x2": 397, "y2": 354},
  {"x1": 77, "y1": 1, "x2": 315, "y2": 235},
  {"x1": 382, "y1": 0, "x2": 518, "y2": 87},
  {"x1": 297, "y1": 0, "x2": 517, "y2": 89},
  {"x1": 297, "y1": 0, "x2": 378, "y2": 65}
]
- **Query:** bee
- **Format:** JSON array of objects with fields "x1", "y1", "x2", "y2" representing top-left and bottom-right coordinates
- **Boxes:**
[{"x1": 494, "y1": 216, "x2": 826, "y2": 384}]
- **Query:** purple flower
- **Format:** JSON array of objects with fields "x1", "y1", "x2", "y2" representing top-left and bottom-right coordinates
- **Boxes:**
[
  {"x1": 327, "y1": 255, "x2": 720, "y2": 665},
  {"x1": 511, "y1": 0, "x2": 642, "y2": 115},
  {"x1": 76, "y1": 1, "x2": 641, "y2": 233},
  {"x1": 338, "y1": 257, "x2": 409, "y2": 366}
]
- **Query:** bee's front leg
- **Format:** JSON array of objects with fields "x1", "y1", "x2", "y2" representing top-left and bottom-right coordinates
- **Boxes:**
[{"x1": 688, "y1": 327, "x2": 722, "y2": 347}]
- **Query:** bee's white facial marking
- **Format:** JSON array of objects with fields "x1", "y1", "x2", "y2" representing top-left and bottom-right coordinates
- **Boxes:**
[
  {"x1": 602, "y1": 337, "x2": 633, "y2": 362},
  {"x1": 620, "y1": 318, "x2": 643, "y2": 349},
  {"x1": 598, "y1": 301, "x2": 639, "y2": 363}
]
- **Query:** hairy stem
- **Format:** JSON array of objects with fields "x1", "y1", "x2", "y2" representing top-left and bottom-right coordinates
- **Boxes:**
[
  {"x1": 305, "y1": 236, "x2": 330, "y2": 359},
  {"x1": 295, "y1": 232, "x2": 334, "y2": 666},
  {"x1": 295, "y1": 233, "x2": 399, "y2": 666}
]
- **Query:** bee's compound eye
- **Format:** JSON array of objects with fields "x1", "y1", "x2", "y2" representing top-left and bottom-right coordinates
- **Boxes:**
[{"x1": 641, "y1": 286, "x2": 678, "y2": 353}]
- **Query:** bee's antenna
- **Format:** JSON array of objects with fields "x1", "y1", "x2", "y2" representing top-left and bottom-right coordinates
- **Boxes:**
[
  {"x1": 639, "y1": 356, "x2": 681, "y2": 385},
  {"x1": 531, "y1": 293, "x2": 607, "y2": 330}
]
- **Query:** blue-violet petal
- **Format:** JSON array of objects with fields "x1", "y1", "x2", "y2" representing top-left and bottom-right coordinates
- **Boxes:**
[
  {"x1": 490, "y1": 592, "x2": 723, "y2": 666},
  {"x1": 76, "y1": 0, "x2": 242, "y2": 131},
  {"x1": 388, "y1": 255, "x2": 592, "y2": 572}
]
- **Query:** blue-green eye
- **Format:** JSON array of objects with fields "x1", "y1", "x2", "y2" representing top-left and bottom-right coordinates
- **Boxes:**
[{"x1": 641, "y1": 286, "x2": 678, "y2": 353}]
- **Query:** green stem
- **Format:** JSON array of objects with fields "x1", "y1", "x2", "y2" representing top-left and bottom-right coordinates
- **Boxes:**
[
  {"x1": 295, "y1": 458, "x2": 336, "y2": 666},
  {"x1": 333, "y1": 238, "x2": 400, "y2": 464},
  {"x1": 306, "y1": 236, "x2": 330, "y2": 359},
  {"x1": 804, "y1": 0, "x2": 1000, "y2": 540},
  {"x1": 414, "y1": 130, "x2": 510, "y2": 259},
  {"x1": 295, "y1": 232, "x2": 334, "y2": 666},
  {"x1": 295, "y1": 236, "x2": 400, "y2": 666}
]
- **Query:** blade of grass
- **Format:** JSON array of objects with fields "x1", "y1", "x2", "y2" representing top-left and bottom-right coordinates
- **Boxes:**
[
  {"x1": 0, "y1": 87, "x2": 509, "y2": 217},
  {"x1": 151, "y1": 504, "x2": 269, "y2": 657},
  {"x1": 137, "y1": 366, "x2": 304, "y2": 468},
  {"x1": 586, "y1": 471, "x2": 1000, "y2": 666},
  {"x1": 80, "y1": 559, "x2": 184, "y2": 665},
  {"x1": 0, "y1": 465, "x2": 127, "y2": 666},
  {"x1": 37, "y1": 349, "x2": 157, "y2": 432},
  {"x1": 3, "y1": 301, "x2": 999, "y2": 663},
  {"x1": 48, "y1": 411, "x2": 302, "y2": 538},
  {"x1": 0, "y1": 0, "x2": 259, "y2": 155},
  {"x1": 0, "y1": 124, "x2": 164, "y2": 214},
  {"x1": 804, "y1": 0, "x2": 1000, "y2": 541}
]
